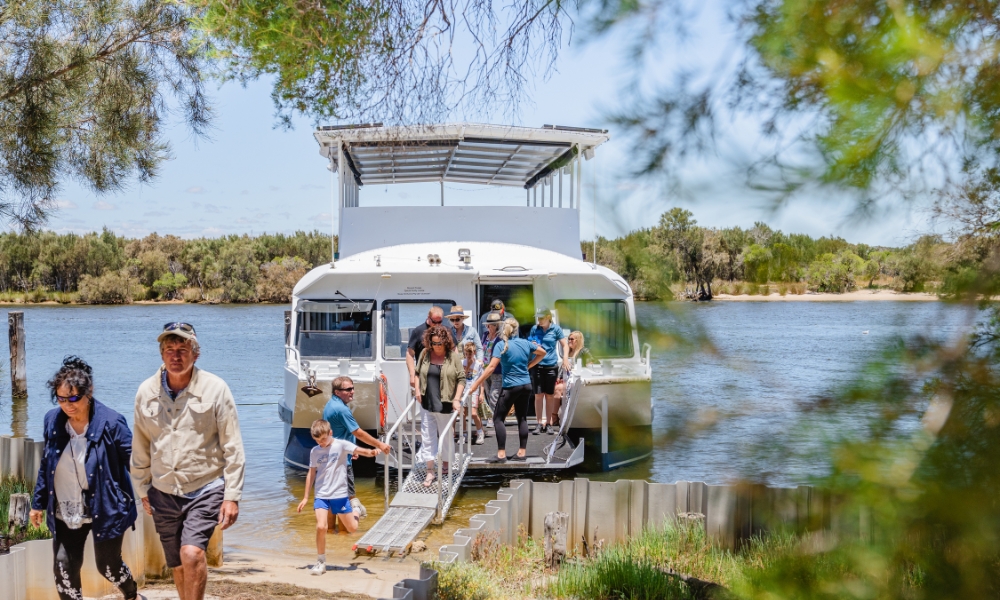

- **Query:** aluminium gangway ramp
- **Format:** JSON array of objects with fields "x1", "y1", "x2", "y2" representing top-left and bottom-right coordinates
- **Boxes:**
[{"x1": 354, "y1": 387, "x2": 474, "y2": 557}]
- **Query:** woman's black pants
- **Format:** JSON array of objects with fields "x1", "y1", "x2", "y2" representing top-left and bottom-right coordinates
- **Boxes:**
[
  {"x1": 493, "y1": 384, "x2": 532, "y2": 454},
  {"x1": 53, "y1": 518, "x2": 137, "y2": 600}
]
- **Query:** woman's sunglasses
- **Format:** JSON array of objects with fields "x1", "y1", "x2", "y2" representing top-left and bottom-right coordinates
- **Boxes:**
[
  {"x1": 163, "y1": 322, "x2": 196, "y2": 334},
  {"x1": 430, "y1": 341, "x2": 444, "y2": 346},
  {"x1": 56, "y1": 394, "x2": 83, "y2": 403}
]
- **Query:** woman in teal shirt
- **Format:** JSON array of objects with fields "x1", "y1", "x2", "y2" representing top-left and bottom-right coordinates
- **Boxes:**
[{"x1": 467, "y1": 318, "x2": 545, "y2": 462}]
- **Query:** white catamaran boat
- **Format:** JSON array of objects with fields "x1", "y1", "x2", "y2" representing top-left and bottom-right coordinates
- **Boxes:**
[{"x1": 280, "y1": 123, "x2": 652, "y2": 482}]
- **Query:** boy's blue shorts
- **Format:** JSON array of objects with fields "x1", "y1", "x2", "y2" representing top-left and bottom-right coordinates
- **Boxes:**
[{"x1": 314, "y1": 497, "x2": 352, "y2": 514}]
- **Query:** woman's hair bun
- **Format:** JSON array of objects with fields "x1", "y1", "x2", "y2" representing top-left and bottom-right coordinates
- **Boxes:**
[{"x1": 62, "y1": 355, "x2": 92, "y2": 375}]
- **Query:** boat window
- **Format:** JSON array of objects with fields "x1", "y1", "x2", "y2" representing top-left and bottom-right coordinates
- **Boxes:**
[
  {"x1": 382, "y1": 300, "x2": 456, "y2": 360},
  {"x1": 296, "y1": 300, "x2": 374, "y2": 360},
  {"x1": 554, "y1": 300, "x2": 633, "y2": 359}
]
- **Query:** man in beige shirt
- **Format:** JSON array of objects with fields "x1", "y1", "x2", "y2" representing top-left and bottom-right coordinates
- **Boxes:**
[{"x1": 131, "y1": 323, "x2": 245, "y2": 600}]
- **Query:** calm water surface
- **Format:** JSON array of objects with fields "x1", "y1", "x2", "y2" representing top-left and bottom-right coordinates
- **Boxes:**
[{"x1": 0, "y1": 301, "x2": 975, "y2": 557}]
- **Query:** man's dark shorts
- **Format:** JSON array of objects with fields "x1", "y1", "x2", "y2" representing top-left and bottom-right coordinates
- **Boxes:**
[
  {"x1": 147, "y1": 485, "x2": 223, "y2": 568},
  {"x1": 347, "y1": 462, "x2": 355, "y2": 497}
]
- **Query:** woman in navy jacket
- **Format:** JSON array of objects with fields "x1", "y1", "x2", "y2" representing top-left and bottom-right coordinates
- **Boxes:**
[{"x1": 30, "y1": 356, "x2": 138, "y2": 600}]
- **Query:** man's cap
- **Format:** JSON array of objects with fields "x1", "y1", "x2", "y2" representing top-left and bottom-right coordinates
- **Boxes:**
[
  {"x1": 535, "y1": 307, "x2": 553, "y2": 318},
  {"x1": 446, "y1": 306, "x2": 468, "y2": 319},
  {"x1": 158, "y1": 322, "x2": 197, "y2": 344},
  {"x1": 484, "y1": 311, "x2": 503, "y2": 324},
  {"x1": 490, "y1": 299, "x2": 504, "y2": 311}
]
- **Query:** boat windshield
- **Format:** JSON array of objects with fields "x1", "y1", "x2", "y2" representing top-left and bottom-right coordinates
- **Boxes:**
[
  {"x1": 296, "y1": 300, "x2": 374, "y2": 359},
  {"x1": 382, "y1": 300, "x2": 455, "y2": 360},
  {"x1": 555, "y1": 300, "x2": 633, "y2": 359}
]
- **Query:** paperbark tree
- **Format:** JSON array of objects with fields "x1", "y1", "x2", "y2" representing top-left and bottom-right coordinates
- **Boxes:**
[{"x1": 0, "y1": 0, "x2": 209, "y2": 229}]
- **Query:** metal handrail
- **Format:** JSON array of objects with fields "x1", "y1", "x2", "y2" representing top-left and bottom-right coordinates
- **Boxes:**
[
  {"x1": 642, "y1": 343, "x2": 652, "y2": 374},
  {"x1": 546, "y1": 370, "x2": 581, "y2": 464},
  {"x1": 433, "y1": 368, "x2": 478, "y2": 519},
  {"x1": 382, "y1": 394, "x2": 419, "y2": 511},
  {"x1": 284, "y1": 345, "x2": 301, "y2": 369}
]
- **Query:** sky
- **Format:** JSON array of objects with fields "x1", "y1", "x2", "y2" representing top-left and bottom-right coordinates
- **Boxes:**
[{"x1": 38, "y1": 3, "x2": 938, "y2": 247}]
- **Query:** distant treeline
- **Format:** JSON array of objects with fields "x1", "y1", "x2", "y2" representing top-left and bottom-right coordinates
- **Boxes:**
[
  {"x1": 586, "y1": 208, "x2": 952, "y2": 300},
  {"x1": 0, "y1": 230, "x2": 333, "y2": 304},
  {"x1": 0, "y1": 209, "x2": 957, "y2": 304}
]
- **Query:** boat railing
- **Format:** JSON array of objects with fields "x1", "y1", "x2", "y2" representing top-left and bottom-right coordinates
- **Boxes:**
[
  {"x1": 642, "y1": 343, "x2": 652, "y2": 375},
  {"x1": 381, "y1": 391, "x2": 420, "y2": 511},
  {"x1": 545, "y1": 368, "x2": 581, "y2": 464},
  {"x1": 434, "y1": 368, "x2": 478, "y2": 520},
  {"x1": 284, "y1": 345, "x2": 301, "y2": 370}
]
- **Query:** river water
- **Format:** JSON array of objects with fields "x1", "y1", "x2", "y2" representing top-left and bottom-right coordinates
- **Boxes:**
[{"x1": 0, "y1": 301, "x2": 975, "y2": 558}]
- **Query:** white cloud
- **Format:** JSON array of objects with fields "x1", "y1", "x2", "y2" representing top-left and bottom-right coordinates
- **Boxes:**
[
  {"x1": 201, "y1": 227, "x2": 224, "y2": 236},
  {"x1": 204, "y1": 203, "x2": 221, "y2": 213},
  {"x1": 54, "y1": 199, "x2": 78, "y2": 209},
  {"x1": 144, "y1": 210, "x2": 169, "y2": 217},
  {"x1": 312, "y1": 212, "x2": 332, "y2": 223},
  {"x1": 185, "y1": 186, "x2": 206, "y2": 194},
  {"x1": 93, "y1": 200, "x2": 117, "y2": 210}
]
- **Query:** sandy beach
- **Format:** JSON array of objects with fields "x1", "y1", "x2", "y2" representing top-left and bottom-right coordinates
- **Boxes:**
[{"x1": 714, "y1": 289, "x2": 939, "y2": 302}]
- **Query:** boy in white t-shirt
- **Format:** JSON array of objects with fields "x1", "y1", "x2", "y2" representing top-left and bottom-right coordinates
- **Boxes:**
[{"x1": 297, "y1": 419, "x2": 379, "y2": 575}]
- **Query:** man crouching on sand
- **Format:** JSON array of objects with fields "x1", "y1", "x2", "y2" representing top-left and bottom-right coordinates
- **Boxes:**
[{"x1": 131, "y1": 322, "x2": 246, "y2": 600}]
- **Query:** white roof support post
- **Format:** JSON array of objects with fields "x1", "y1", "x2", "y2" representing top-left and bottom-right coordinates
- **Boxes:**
[
  {"x1": 440, "y1": 180, "x2": 444, "y2": 206},
  {"x1": 569, "y1": 159, "x2": 575, "y2": 209},
  {"x1": 549, "y1": 176, "x2": 554, "y2": 207},
  {"x1": 558, "y1": 168, "x2": 563, "y2": 208},
  {"x1": 335, "y1": 142, "x2": 346, "y2": 261}
]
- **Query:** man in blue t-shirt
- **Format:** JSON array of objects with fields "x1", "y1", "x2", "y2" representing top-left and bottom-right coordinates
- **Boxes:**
[
  {"x1": 528, "y1": 308, "x2": 570, "y2": 434},
  {"x1": 321, "y1": 376, "x2": 392, "y2": 519}
]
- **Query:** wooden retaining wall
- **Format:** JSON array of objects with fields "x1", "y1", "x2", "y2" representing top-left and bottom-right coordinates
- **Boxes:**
[{"x1": 438, "y1": 478, "x2": 838, "y2": 563}]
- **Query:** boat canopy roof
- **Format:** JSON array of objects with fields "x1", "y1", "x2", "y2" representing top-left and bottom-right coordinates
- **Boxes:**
[{"x1": 314, "y1": 123, "x2": 609, "y2": 189}]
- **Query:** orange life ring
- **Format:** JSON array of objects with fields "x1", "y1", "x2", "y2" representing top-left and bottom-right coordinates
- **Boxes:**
[{"x1": 378, "y1": 373, "x2": 389, "y2": 430}]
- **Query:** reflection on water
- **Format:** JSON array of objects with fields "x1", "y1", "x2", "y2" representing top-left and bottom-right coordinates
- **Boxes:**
[{"x1": 0, "y1": 302, "x2": 978, "y2": 557}]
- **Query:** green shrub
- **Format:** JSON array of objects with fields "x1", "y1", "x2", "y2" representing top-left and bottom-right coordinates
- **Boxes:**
[
  {"x1": 78, "y1": 269, "x2": 138, "y2": 304},
  {"x1": 435, "y1": 561, "x2": 495, "y2": 600},
  {"x1": 549, "y1": 545, "x2": 692, "y2": 599}
]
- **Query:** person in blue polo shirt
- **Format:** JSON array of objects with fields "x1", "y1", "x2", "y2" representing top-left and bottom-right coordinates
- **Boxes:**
[
  {"x1": 528, "y1": 308, "x2": 570, "y2": 434},
  {"x1": 467, "y1": 318, "x2": 545, "y2": 462}
]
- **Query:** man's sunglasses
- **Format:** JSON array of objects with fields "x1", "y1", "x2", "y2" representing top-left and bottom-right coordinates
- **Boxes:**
[
  {"x1": 430, "y1": 318, "x2": 443, "y2": 324},
  {"x1": 56, "y1": 394, "x2": 83, "y2": 403},
  {"x1": 338, "y1": 387, "x2": 355, "y2": 392},
  {"x1": 163, "y1": 322, "x2": 196, "y2": 334}
]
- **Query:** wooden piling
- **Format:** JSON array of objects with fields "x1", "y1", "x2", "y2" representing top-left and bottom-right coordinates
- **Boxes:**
[{"x1": 7, "y1": 311, "x2": 26, "y2": 399}]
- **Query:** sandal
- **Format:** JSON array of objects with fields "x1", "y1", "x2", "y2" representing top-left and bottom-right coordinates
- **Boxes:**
[{"x1": 423, "y1": 473, "x2": 436, "y2": 487}]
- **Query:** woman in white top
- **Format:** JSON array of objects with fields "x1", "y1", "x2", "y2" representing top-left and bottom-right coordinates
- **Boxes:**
[{"x1": 30, "y1": 357, "x2": 138, "y2": 600}]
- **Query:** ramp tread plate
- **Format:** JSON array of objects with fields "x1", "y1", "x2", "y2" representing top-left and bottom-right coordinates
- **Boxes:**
[{"x1": 355, "y1": 506, "x2": 434, "y2": 554}]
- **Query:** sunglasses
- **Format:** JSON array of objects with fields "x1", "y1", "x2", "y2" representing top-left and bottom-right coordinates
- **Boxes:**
[
  {"x1": 163, "y1": 322, "x2": 196, "y2": 334},
  {"x1": 338, "y1": 387, "x2": 355, "y2": 392},
  {"x1": 448, "y1": 317, "x2": 463, "y2": 322},
  {"x1": 430, "y1": 341, "x2": 444, "y2": 346},
  {"x1": 56, "y1": 394, "x2": 83, "y2": 403}
]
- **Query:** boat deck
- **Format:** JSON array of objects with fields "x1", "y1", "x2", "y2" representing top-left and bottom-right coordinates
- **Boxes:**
[{"x1": 382, "y1": 418, "x2": 583, "y2": 473}]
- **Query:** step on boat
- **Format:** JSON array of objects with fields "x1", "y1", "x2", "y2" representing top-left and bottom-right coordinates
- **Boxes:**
[{"x1": 280, "y1": 123, "x2": 653, "y2": 481}]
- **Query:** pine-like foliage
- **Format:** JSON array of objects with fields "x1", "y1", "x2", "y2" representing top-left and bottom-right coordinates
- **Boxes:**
[{"x1": 0, "y1": 0, "x2": 209, "y2": 229}]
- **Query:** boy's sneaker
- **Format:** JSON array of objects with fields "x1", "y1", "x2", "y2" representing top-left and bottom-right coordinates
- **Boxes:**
[
  {"x1": 351, "y1": 498, "x2": 367, "y2": 520},
  {"x1": 474, "y1": 431, "x2": 485, "y2": 445},
  {"x1": 311, "y1": 561, "x2": 326, "y2": 575}
]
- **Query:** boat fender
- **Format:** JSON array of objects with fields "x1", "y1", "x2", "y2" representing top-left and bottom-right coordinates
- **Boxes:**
[{"x1": 379, "y1": 373, "x2": 389, "y2": 430}]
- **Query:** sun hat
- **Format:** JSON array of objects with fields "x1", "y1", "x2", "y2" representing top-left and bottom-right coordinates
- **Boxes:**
[
  {"x1": 446, "y1": 306, "x2": 468, "y2": 319},
  {"x1": 484, "y1": 311, "x2": 503, "y2": 325},
  {"x1": 158, "y1": 322, "x2": 197, "y2": 343}
]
